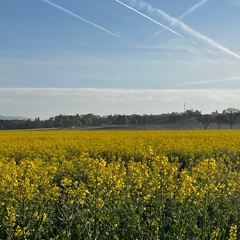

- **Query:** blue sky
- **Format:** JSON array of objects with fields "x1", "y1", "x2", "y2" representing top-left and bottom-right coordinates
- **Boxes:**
[{"x1": 1, "y1": 0, "x2": 240, "y2": 118}]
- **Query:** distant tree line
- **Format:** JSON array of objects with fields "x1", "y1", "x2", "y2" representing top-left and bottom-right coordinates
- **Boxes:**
[
  {"x1": 1, "y1": 108, "x2": 240, "y2": 130},
  {"x1": 196, "y1": 108, "x2": 240, "y2": 130}
]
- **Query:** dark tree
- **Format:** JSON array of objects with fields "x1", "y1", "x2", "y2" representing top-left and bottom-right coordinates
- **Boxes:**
[
  {"x1": 213, "y1": 113, "x2": 228, "y2": 129},
  {"x1": 197, "y1": 114, "x2": 214, "y2": 130},
  {"x1": 143, "y1": 116, "x2": 146, "y2": 130},
  {"x1": 184, "y1": 109, "x2": 201, "y2": 120},
  {"x1": 115, "y1": 115, "x2": 129, "y2": 126},
  {"x1": 222, "y1": 108, "x2": 240, "y2": 129}
]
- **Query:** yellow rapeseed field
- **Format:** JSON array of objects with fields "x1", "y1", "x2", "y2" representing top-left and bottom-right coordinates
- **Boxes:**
[{"x1": 0, "y1": 130, "x2": 240, "y2": 239}]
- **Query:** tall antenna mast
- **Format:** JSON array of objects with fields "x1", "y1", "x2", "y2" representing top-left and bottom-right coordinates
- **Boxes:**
[{"x1": 184, "y1": 102, "x2": 186, "y2": 112}]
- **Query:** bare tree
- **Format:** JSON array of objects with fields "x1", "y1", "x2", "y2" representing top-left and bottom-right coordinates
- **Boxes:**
[
  {"x1": 213, "y1": 113, "x2": 228, "y2": 129},
  {"x1": 197, "y1": 114, "x2": 213, "y2": 130},
  {"x1": 222, "y1": 108, "x2": 240, "y2": 129}
]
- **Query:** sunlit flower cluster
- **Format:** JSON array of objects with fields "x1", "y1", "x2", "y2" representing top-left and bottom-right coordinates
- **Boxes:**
[{"x1": 0, "y1": 130, "x2": 240, "y2": 239}]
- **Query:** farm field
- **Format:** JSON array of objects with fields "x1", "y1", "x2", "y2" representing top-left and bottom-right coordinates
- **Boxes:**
[{"x1": 1, "y1": 130, "x2": 240, "y2": 239}]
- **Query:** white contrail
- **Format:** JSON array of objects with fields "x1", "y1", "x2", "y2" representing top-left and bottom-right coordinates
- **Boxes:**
[
  {"x1": 171, "y1": 76, "x2": 240, "y2": 87},
  {"x1": 114, "y1": 0, "x2": 181, "y2": 37},
  {"x1": 144, "y1": 0, "x2": 208, "y2": 43},
  {"x1": 42, "y1": 0, "x2": 128, "y2": 42},
  {"x1": 135, "y1": 0, "x2": 240, "y2": 61},
  {"x1": 179, "y1": 0, "x2": 208, "y2": 20}
]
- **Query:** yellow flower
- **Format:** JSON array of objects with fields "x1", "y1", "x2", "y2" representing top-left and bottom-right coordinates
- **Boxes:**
[{"x1": 229, "y1": 224, "x2": 237, "y2": 240}]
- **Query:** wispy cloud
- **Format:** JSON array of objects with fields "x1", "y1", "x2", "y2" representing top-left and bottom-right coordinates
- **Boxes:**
[
  {"x1": 101, "y1": 78, "x2": 122, "y2": 88},
  {"x1": 1, "y1": 88, "x2": 240, "y2": 118},
  {"x1": 179, "y1": 0, "x2": 208, "y2": 20},
  {"x1": 171, "y1": 76, "x2": 240, "y2": 87},
  {"x1": 42, "y1": 0, "x2": 128, "y2": 42},
  {"x1": 132, "y1": 0, "x2": 240, "y2": 61},
  {"x1": 114, "y1": 0, "x2": 181, "y2": 37}
]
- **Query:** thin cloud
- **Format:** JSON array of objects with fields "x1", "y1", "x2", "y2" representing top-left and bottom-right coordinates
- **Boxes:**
[
  {"x1": 171, "y1": 76, "x2": 240, "y2": 87},
  {"x1": 2, "y1": 88, "x2": 240, "y2": 118},
  {"x1": 114, "y1": 0, "x2": 181, "y2": 37},
  {"x1": 179, "y1": 0, "x2": 208, "y2": 20},
  {"x1": 101, "y1": 78, "x2": 122, "y2": 88},
  {"x1": 42, "y1": 0, "x2": 128, "y2": 42},
  {"x1": 134, "y1": 0, "x2": 240, "y2": 61}
]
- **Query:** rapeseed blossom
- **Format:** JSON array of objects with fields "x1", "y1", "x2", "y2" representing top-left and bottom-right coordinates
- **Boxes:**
[{"x1": 0, "y1": 130, "x2": 240, "y2": 239}]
